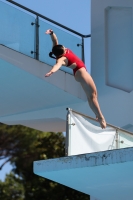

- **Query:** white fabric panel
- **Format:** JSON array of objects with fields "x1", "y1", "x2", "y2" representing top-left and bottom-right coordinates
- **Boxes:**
[{"x1": 68, "y1": 111, "x2": 116, "y2": 156}]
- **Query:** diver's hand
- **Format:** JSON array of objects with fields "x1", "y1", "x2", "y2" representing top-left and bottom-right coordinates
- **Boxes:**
[
  {"x1": 45, "y1": 71, "x2": 53, "y2": 77},
  {"x1": 45, "y1": 29, "x2": 53, "y2": 35}
]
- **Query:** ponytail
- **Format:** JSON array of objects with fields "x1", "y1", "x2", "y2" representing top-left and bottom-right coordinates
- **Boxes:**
[{"x1": 49, "y1": 52, "x2": 56, "y2": 59}]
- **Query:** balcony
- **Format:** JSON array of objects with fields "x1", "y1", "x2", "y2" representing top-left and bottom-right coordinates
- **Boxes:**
[{"x1": 0, "y1": 0, "x2": 90, "y2": 131}]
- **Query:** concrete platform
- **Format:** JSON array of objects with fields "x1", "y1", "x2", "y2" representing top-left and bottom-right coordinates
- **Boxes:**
[{"x1": 34, "y1": 147, "x2": 133, "y2": 200}]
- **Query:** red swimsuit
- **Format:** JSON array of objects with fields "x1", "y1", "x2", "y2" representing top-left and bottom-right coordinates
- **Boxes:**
[{"x1": 61, "y1": 48, "x2": 87, "y2": 76}]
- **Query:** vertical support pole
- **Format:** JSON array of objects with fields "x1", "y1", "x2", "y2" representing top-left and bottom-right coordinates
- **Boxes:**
[
  {"x1": 77, "y1": 37, "x2": 85, "y2": 63},
  {"x1": 65, "y1": 108, "x2": 71, "y2": 156},
  {"x1": 82, "y1": 37, "x2": 85, "y2": 63},
  {"x1": 115, "y1": 129, "x2": 119, "y2": 149},
  {"x1": 35, "y1": 16, "x2": 39, "y2": 60}
]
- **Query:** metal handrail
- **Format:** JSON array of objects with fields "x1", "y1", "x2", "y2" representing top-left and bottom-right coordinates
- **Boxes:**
[
  {"x1": 6, "y1": 0, "x2": 91, "y2": 38},
  {"x1": 67, "y1": 108, "x2": 133, "y2": 136}
]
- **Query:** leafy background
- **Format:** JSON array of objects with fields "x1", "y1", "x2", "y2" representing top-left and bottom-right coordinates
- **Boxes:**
[{"x1": 0, "y1": 124, "x2": 90, "y2": 200}]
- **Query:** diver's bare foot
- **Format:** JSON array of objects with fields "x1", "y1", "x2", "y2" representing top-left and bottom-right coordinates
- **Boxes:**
[{"x1": 96, "y1": 116, "x2": 106, "y2": 129}]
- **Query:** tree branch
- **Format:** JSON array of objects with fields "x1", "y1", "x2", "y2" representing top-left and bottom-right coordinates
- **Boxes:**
[{"x1": 0, "y1": 158, "x2": 11, "y2": 170}]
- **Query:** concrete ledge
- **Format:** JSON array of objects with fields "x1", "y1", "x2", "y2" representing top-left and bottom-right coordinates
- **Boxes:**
[
  {"x1": 34, "y1": 148, "x2": 133, "y2": 200},
  {"x1": 0, "y1": 45, "x2": 87, "y2": 100}
]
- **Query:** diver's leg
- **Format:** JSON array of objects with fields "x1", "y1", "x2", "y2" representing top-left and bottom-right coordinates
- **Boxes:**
[{"x1": 75, "y1": 68, "x2": 106, "y2": 128}]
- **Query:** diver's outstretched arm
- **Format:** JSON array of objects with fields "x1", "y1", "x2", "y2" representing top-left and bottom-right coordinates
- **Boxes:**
[
  {"x1": 45, "y1": 29, "x2": 58, "y2": 47},
  {"x1": 45, "y1": 57, "x2": 66, "y2": 77}
]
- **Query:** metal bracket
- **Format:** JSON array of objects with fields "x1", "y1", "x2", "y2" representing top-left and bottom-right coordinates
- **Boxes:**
[
  {"x1": 68, "y1": 123, "x2": 75, "y2": 126},
  {"x1": 31, "y1": 22, "x2": 40, "y2": 27},
  {"x1": 31, "y1": 51, "x2": 39, "y2": 55},
  {"x1": 77, "y1": 43, "x2": 83, "y2": 47}
]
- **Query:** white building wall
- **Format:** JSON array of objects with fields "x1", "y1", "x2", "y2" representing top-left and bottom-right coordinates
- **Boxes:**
[{"x1": 91, "y1": 0, "x2": 133, "y2": 131}]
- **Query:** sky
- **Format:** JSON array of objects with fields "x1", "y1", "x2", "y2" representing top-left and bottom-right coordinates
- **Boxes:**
[
  {"x1": 12, "y1": 0, "x2": 91, "y2": 34},
  {"x1": 0, "y1": 0, "x2": 91, "y2": 181}
]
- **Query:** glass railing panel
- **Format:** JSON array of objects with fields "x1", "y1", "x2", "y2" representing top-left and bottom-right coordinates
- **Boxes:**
[
  {"x1": 0, "y1": 1, "x2": 35, "y2": 58},
  {"x1": 118, "y1": 130, "x2": 133, "y2": 148},
  {"x1": 0, "y1": 1, "x2": 89, "y2": 75},
  {"x1": 39, "y1": 19, "x2": 82, "y2": 75}
]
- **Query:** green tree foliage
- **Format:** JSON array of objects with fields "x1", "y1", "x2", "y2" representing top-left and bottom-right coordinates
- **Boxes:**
[
  {"x1": 0, "y1": 172, "x2": 24, "y2": 200},
  {"x1": 0, "y1": 123, "x2": 90, "y2": 200}
]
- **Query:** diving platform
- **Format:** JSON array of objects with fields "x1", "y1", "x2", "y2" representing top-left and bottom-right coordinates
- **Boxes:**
[
  {"x1": 34, "y1": 147, "x2": 133, "y2": 200},
  {"x1": 34, "y1": 109, "x2": 133, "y2": 200},
  {"x1": 0, "y1": 45, "x2": 87, "y2": 132}
]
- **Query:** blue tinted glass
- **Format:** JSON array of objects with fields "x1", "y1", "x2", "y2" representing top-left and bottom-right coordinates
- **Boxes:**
[
  {"x1": 0, "y1": 1, "x2": 85, "y2": 75},
  {"x1": 39, "y1": 19, "x2": 82, "y2": 75},
  {"x1": 0, "y1": 1, "x2": 35, "y2": 58}
]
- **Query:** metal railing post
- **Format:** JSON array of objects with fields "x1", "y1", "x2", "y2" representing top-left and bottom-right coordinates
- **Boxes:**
[
  {"x1": 65, "y1": 108, "x2": 71, "y2": 156},
  {"x1": 82, "y1": 37, "x2": 85, "y2": 63},
  {"x1": 115, "y1": 129, "x2": 119, "y2": 149},
  {"x1": 35, "y1": 16, "x2": 39, "y2": 60},
  {"x1": 77, "y1": 37, "x2": 85, "y2": 63},
  {"x1": 31, "y1": 15, "x2": 39, "y2": 60}
]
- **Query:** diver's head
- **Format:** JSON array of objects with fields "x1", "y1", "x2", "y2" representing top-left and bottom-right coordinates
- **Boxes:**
[{"x1": 49, "y1": 45, "x2": 65, "y2": 59}]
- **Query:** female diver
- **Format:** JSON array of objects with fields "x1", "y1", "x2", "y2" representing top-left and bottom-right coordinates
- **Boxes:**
[{"x1": 45, "y1": 29, "x2": 106, "y2": 129}]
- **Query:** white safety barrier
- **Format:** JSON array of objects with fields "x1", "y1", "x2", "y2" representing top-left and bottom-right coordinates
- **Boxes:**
[{"x1": 65, "y1": 108, "x2": 133, "y2": 156}]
